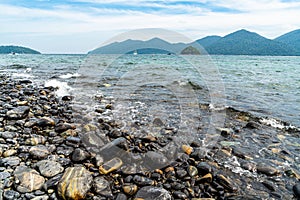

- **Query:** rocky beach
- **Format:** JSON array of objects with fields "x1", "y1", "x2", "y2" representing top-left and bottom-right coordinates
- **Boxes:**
[{"x1": 0, "y1": 73, "x2": 299, "y2": 200}]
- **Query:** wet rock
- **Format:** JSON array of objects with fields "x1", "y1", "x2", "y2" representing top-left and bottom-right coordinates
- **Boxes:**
[
  {"x1": 3, "y1": 149, "x2": 17, "y2": 157},
  {"x1": 99, "y1": 157, "x2": 123, "y2": 175},
  {"x1": 182, "y1": 144, "x2": 193, "y2": 155},
  {"x1": 71, "y1": 148, "x2": 90, "y2": 162},
  {"x1": 25, "y1": 135, "x2": 46, "y2": 145},
  {"x1": 43, "y1": 174, "x2": 63, "y2": 190},
  {"x1": 0, "y1": 131, "x2": 16, "y2": 139},
  {"x1": 58, "y1": 167, "x2": 93, "y2": 200},
  {"x1": 293, "y1": 183, "x2": 300, "y2": 198},
  {"x1": 123, "y1": 184, "x2": 138, "y2": 195},
  {"x1": 188, "y1": 165, "x2": 198, "y2": 177},
  {"x1": 135, "y1": 186, "x2": 171, "y2": 200},
  {"x1": 176, "y1": 168, "x2": 187, "y2": 179},
  {"x1": 6, "y1": 106, "x2": 30, "y2": 120},
  {"x1": 14, "y1": 166, "x2": 45, "y2": 193},
  {"x1": 36, "y1": 160, "x2": 64, "y2": 177},
  {"x1": 3, "y1": 190, "x2": 20, "y2": 200},
  {"x1": 133, "y1": 175, "x2": 154, "y2": 186},
  {"x1": 93, "y1": 176, "x2": 113, "y2": 198},
  {"x1": 115, "y1": 193, "x2": 127, "y2": 200},
  {"x1": 0, "y1": 171, "x2": 11, "y2": 180},
  {"x1": 173, "y1": 191, "x2": 188, "y2": 199},
  {"x1": 29, "y1": 145, "x2": 50, "y2": 159},
  {"x1": 215, "y1": 174, "x2": 237, "y2": 192},
  {"x1": 197, "y1": 162, "x2": 212, "y2": 175},
  {"x1": 36, "y1": 117, "x2": 55, "y2": 127},
  {"x1": 256, "y1": 164, "x2": 280, "y2": 176},
  {"x1": 0, "y1": 156, "x2": 21, "y2": 167},
  {"x1": 55, "y1": 123, "x2": 75, "y2": 133},
  {"x1": 262, "y1": 180, "x2": 276, "y2": 191},
  {"x1": 197, "y1": 173, "x2": 213, "y2": 183},
  {"x1": 245, "y1": 121, "x2": 260, "y2": 129},
  {"x1": 145, "y1": 151, "x2": 169, "y2": 169}
]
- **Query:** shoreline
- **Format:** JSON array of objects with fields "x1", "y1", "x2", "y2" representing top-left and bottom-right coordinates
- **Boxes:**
[{"x1": 0, "y1": 74, "x2": 299, "y2": 199}]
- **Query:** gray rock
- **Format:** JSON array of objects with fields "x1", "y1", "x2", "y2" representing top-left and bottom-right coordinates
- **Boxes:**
[
  {"x1": 31, "y1": 195, "x2": 49, "y2": 200},
  {"x1": 0, "y1": 171, "x2": 11, "y2": 180},
  {"x1": 135, "y1": 186, "x2": 171, "y2": 200},
  {"x1": 71, "y1": 148, "x2": 90, "y2": 162},
  {"x1": 6, "y1": 106, "x2": 30, "y2": 120},
  {"x1": 93, "y1": 177, "x2": 113, "y2": 198},
  {"x1": 0, "y1": 132, "x2": 16, "y2": 139},
  {"x1": 36, "y1": 160, "x2": 64, "y2": 177},
  {"x1": 14, "y1": 166, "x2": 45, "y2": 193},
  {"x1": 293, "y1": 183, "x2": 300, "y2": 198},
  {"x1": 57, "y1": 167, "x2": 93, "y2": 200},
  {"x1": 29, "y1": 145, "x2": 50, "y2": 159},
  {"x1": 0, "y1": 156, "x2": 21, "y2": 167},
  {"x1": 257, "y1": 164, "x2": 279, "y2": 176},
  {"x1": 3, "y1": 190, "x2": 20, "y2": 200}
]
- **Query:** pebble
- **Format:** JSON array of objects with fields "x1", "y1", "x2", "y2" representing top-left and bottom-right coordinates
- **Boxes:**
[
  {"x1": 182, "y1": 144, "x2": 193, "y2": 155},
  {"x1": 293, "y1": 183, "x2": 300, "y2": 198},
  {"x1": 3, "y1": 149, "x2": 17, "y2": 157},
  {"x1": 36, "y1": 117, "x2": 55, "y2": 127},
  {"x1": 123, "y1": 184, "x2": 138, "y2": 195},
  {"x1": 6, "y1": 106, "x2": 30, "y2": 120},
  {"x1": 134, "y1": 186, "x2": 172, "y2": 200},
  {"x1": 99, "y1": 157, "x2": 123, "y2": 174},
  {"x1": 93, "y1": 176, "x2": 113, "y2": 198},
  {"x1": 71, "y1": 148, "x2": 90, "y2": 162},
  {"x1": 188, "y1": 165, "x2": 198, "y2": 177},
  {"x1": 14, "y1": 166, "x2": 45, "y2": 193},
  {"x1": 29, "y1": 145, "x2": 50, "y2": 159},
  {"x1": 133, "y1": 175, "x2": 154, "y2": 186},
  {"x1": 256, "y1": 164, "x2": 280, "y2": 176},
  {"x1": 0, "y1": 156, "x2": 21, "y2": 167},
  {"x1": 3, "y1": 190, "x2": 20, "y2": 200},
  {"x1": 36, "y1": 160, "x2": 64, "y2": 177},
  {"x1": 58, "y1": 167, "x2": 93, "y2": 200}
]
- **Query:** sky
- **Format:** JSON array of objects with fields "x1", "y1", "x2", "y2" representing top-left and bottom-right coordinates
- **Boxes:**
[{"x1": 1, "y1": 0, "x2": 300, "y2": 54}]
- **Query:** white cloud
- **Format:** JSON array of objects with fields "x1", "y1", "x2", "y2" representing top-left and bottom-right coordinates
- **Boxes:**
[{"x1": 0, "y1": 0, "x2": 300, "y2": 53}]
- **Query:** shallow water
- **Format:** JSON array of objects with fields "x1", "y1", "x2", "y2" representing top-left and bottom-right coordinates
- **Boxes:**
[{"x1": 0, "y1": 54, "x2": 299, "y2": 127}]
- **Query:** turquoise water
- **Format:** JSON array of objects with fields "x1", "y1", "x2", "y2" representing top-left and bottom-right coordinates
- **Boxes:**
[{"x1": 0, "y1": 54, "x2": 299, "y2": 127}]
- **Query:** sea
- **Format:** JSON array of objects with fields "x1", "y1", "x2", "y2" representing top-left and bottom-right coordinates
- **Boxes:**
[{"x1": 0, "y1": 54, "x2": 299, "y2": 129}]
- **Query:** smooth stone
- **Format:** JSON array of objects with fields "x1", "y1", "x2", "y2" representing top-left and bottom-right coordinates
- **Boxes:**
[
  {"x1": 57, "y1": 167, "x2": 93, "y2": 200},
  {"x1": 144, "y1": 151, "x2": 169, "y2": 169},
  {"x1": 31, "y1": 195, "x2": 49, "y2": 200},
  {"x1": 99, "y1": 157, "x2": 123, "y2": 175},
  {"x1": 71, "y1": 148, "x2": 90, "y2": 162},
  {"x1": 36, "y1": 117, "x2": 55, "y2": 127},
  {"x1": 188, "y1": 166, "x2": 198, "y2": 177},
  {"x1": 293, "y1": 183, "x2": 300, "y2": 198},
  {"x1": 36, "y1": 160, "x2": 64, "y2": 177},
  {"x1": 0, "y1": 131, "x2": 16, "y2": 139},
  {"x1": 134, "y1": 186, "x2": 171, "y2": 200},
  {"x1": 182, "y1": 144, "x2": 193, "y2": 155},
  {"x1": 215, "y1": 174, "x2": 237, "y2": 192},
  {"x1": 14, "y1": 166, "x2": 45, "y2": 193},
  {"x1": 256, "y1": 164, "x2": 280, "y2": 176},
  {"x1": 93, "y1": 176, "x2": 112, "y2": 198},
  {"x1": 3, "y1": 190, "x2": 20, "y2": 200},
  {"x1": 6, "y1": 106, "x2": 30, "y2": 120},
  {"x1": 173, "y1": 191, "x2": 187, "y2": 199},
  {"x1": 55, "y1": 123, "x2": 75, "y2": 133},
  {"x1": 3, "y1": 149, "x2": 17, "y2": 157},
  {"x1": 29, "y1": 145, "x2": 50, "y2": 159},
  {"x1": 197, "y1": 162, "x2": 212, "y2": 175},
  {"x1": 197, "y1": 173, "x2": 213, "y2": 183},
  {"x1": 115, "y1": 193, "x2": 127, "y2": 200},
  {"x1": 43, "y1": 174, "x2": 63, "y2": 190},
  {"x1": 133, "y1": 175, "x2": 154, "y2": 186},
  {"x1": 176, "y1": 168, "x2": 187, "y2": 179},
  {"x1": 123, "y1": 184, "x2": 138, "y2": 196},
  {"x1": 0, "y1": 171, "x2": 11, "y2": 180},
  {"x1": 26, "y1": 135, "x2": 46, "y2": 145},
  {"x1": 0, "y1": 156, "x2": 21, "y2": 167}
]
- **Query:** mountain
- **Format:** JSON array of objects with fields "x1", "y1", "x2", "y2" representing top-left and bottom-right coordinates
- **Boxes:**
[
  {"x1": 195, "y1": 36, "x2": 221, "y2": 48},
  {"x1": 275, "y1": 29, "x2": 300, "y2": 53},
  {"x1": 89, "y1": 38, "x2": 187, "y2": 54},
  {"x1": 0, "y1": 45, "x2": 41, "y2": 54},
  {"x1": 204, "y1": 29, "x2": 298, "y2": 56},
  {"x1": 88, "y1": 29, "x2": 300, "y2": 56}
]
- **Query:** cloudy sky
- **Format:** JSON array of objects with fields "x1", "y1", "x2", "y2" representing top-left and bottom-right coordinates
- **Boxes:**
[{"x1": 1, "y1": 0, "x2": 300, "y2": 53}]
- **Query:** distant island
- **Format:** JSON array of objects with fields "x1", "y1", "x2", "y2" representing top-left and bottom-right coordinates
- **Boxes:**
[
  {"x1": 0, "y1": 45, "x2": 41, "y2": 54},
  {"x1": 89, "y1": 29, "x2": 300, "y2": 56}
]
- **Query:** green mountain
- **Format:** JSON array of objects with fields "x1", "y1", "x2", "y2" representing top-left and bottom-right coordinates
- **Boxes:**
[
  {"x1": 195, "y1": 36, "x2": 221, "y2": 48},
  {"x1": 0, "y1": 45, "x2": 41, "y2": 54},
  {"x1": 204, "y1": 29, "x2": 298, "y2": 56},
  {"x1": 275, "y1": 29, "x2": 300, "y2": 53},
  {"x1": 88, "y1": 29, "x2": 300, "y2": 56},
  {"x1": 89, "y1": 38, "x2": 187, "y2": 54}
]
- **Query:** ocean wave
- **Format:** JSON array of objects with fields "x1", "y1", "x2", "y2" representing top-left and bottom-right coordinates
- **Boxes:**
[
  {"x1": 259, "y1": 117, "x2": 299, "y2": 130},
  {"x1": 44, "y1": 79, "x2": 72, "y2": 97},
  {"x1": 11, "y1": 73, "x2": 34, "y2": 78},
  {"x1": 59, "y1": 73, "x2": 81, "y2": 79}
]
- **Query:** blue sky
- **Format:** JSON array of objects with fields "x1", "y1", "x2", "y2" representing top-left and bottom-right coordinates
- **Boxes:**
[{"x1": 1, "y1": 0, "x2": 300, "y2": 53}]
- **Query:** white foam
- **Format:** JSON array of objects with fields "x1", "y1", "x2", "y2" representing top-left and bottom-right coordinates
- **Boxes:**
[
  {"x1": 44, "y1": 79, "x2": 72, "y2": 97},
  {"x1": 59, "y1": 73, "x2": 81, "y2": 79},
  {"x1": 259, "y1": 117, "x2": 297, "y2": 130},
  {"x1": 11, "y1": 73, "x2": 33, "y2": 78}
]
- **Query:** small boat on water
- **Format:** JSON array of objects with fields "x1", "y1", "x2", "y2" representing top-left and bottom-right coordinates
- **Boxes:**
[{"x1": 133, "y1": 50, "x2": 138, "y2": 55}]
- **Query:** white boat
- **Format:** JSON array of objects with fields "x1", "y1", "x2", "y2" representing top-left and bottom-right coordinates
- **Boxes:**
[{"x1": 133, "y1": 50, "x2": 138, "y2": 55}]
